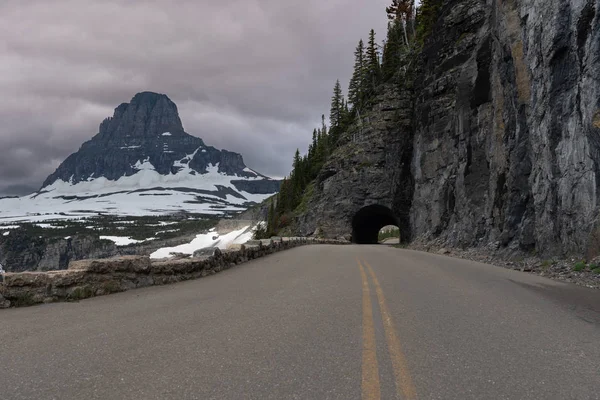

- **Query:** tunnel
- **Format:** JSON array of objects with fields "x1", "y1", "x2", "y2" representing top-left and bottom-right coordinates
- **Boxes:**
[{"x1": 351, "y1": 204, "x2": 399, "y2": 244}]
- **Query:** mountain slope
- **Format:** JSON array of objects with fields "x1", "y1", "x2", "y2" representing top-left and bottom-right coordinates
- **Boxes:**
[{"x1": 0, "y1": 92, "x2": 280, "y2": 223}]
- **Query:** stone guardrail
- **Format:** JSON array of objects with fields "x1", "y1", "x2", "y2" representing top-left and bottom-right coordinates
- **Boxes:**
[{"x1": 0, "y1": 237, "x2": 348, "y2": 309}]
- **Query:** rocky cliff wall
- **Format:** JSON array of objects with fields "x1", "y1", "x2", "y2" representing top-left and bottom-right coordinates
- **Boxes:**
[
  {"x1": 295, "y1": 84, "x2": 414, "y2": 242},
  {"x1": 412, "y1": 0, "x2": 600, "y2": 256},
  {"x1": 295, "y1": 0, "x2": 600, "y2": 257}
]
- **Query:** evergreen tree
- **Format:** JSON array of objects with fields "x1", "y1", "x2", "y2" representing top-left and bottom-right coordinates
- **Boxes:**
[
  {"x1": 386, "y1": 0, "x2": 416, "y2": 45},
  {"x1": 365, "y1": 29, "x2": 381, "y2": 93},
  {"x1": 277, "y1": 177, "x2": 289, "y2": 216},
  {"x1": 330, "y1": 80, "x2": 343, "y2": 128},
  {"x1": 416, "y1": 0, "x2": 442, "y2": 44},
  {"x1": 267, "y1": 201, "x2": 275, "y2": 235},
  {"x1": 382, "y1": 21, "x2": 403, "y2": 80},
  {"x1": 348, "y1": 39, "x2": 366, "y2": 110},
  {"x1": 291, "y1": 149, "x2": 303, "y2": 207}
]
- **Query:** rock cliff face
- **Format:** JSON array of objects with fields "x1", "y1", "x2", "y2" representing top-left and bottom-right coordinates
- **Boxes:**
[
  {"x1": 296, "y1": 0, "x2": 600, "y2": 256},
  {"x1": 0, "y1": 230, "x2": 118, "y2": 272},
  {"x1": 295, "y1": 84, "x2": 414, "y2": 242},
  {"x1": 412, "y1": 0, "x2": 600, "y2": 256},
  {"x1": 43, "y1": 92, "x2": 268, "y2": 189}
]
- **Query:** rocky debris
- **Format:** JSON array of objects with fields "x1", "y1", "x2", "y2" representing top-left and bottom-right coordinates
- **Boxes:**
[
  {"x1": 409, "y1": 238, "x2": 600, "y2": 290},
  {"x1": 192, "y1": 247, "x2": 222, "y2": 258},
  {"x1": 0, "y1": 237, "x2": 349, "y2": 308}
]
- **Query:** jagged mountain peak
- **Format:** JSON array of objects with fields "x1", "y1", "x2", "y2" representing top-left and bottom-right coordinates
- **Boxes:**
[
  {"x1": 98, "y1": 91, "x2": 184, "y2": 140},
  {"x1": 32, "y1": 92, "x2": 280, "y2": 218}
]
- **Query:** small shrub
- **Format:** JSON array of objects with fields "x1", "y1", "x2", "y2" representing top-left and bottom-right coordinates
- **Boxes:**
[
  {"x1": 573, "y1": 261, "x2": 587, "y2": 272},
  {"x1": 541, "y1": 260, "x2": 553, "y2": 269}
]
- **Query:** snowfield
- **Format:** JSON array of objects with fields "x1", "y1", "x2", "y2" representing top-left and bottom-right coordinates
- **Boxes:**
[
  {"x1": 0, "y1": 157, "x2": 275, "y2": 224},
  {"x1": 150, "y1": 225, "x2": 256, "y2": 259}
]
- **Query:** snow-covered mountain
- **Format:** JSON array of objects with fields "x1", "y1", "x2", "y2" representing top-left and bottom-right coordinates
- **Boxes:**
[{"x1": 0, "y1": 92, "x2": 279, "y2": 224}]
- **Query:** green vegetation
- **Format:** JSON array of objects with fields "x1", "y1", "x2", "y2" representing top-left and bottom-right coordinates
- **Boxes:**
[
  {"x1": 379, "y1": 227, "x2": 400, "y2": 242},
  {"x1": 573, "y1": 261, "x2": 587, "y2": 272}
]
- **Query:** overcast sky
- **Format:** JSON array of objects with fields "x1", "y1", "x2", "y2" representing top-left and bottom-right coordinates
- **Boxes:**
[{"x1": 0, "y1": 0, "x2": 391, "y2": 196}]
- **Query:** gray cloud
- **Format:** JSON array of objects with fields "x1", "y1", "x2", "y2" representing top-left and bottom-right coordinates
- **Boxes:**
[{"x1": 0, "y1": 0, "x2": 391, "y2": 195}]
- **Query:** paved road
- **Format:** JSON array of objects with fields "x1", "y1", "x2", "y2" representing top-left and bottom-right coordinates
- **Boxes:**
[{"x1": 2, "y1": 245, "x2": 600, "y2": 399}]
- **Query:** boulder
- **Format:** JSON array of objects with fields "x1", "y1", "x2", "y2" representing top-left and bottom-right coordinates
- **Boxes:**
[{"x1": 193, "y1": 247, "x2": 222, "y2": 258}]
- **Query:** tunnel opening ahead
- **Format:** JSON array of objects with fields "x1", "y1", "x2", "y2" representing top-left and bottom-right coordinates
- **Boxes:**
[{"x1": 352, "y1": 205, "x2": 399, "y2": 244}]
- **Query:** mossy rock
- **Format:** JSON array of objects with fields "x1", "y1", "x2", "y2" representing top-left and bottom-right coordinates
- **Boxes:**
[{"x1": 67, "y1": 286, "x2": 95, "y2": 301}]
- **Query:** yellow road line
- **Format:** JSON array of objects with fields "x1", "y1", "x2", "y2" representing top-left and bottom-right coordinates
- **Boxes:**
[
  {"x1": 364, "y1": 260, "x2": 417, "y2": 400},
  {"x1": 358, "y1": 259, "x2": 381, "y2": 400}
]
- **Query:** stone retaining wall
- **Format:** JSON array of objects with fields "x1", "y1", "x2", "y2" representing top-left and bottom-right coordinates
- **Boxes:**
[{"x1": 0, "y1": 238, "x2": 347, "y2": 309}]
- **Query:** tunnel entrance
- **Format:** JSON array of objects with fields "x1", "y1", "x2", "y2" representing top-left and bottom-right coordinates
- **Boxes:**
[{"x1": 352, "y1": 204, "x2": 400, "y2": 244}]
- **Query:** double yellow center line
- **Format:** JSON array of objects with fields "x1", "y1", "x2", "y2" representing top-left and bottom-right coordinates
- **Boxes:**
[{"x1": 358, "y1": 259, "x2": 417, "y2": 400}]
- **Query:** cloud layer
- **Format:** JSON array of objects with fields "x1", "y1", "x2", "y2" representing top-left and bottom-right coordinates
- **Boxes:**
[{"x1": 0, "y1": 0, "x2": 391, "y2": 195}]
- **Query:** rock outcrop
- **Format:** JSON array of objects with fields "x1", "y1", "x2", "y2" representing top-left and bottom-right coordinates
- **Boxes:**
[
  {"x1": 294, "y1": 0, "x2": 600, "y2": 257},
  {"x1": 42, "y1": 91, "x2": 277, "y2": 194},
  {"x1": 412, "y1": 0, "x2": 600, "y2": 256},
  {"x1": 295, "y1": 84, "x2": 414, "y2": 242}
]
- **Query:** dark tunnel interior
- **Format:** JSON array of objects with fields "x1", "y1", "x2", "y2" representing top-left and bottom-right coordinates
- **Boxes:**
[{"x1": 351, "y1": 204, "x2": 399, "y2": 244}]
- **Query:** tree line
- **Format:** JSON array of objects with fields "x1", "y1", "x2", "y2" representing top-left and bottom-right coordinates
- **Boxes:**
[{"x1": 256, "y1": 0, "x2": 443, "y2": 239}]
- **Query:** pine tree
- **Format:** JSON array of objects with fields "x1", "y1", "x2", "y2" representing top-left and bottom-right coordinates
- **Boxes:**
[
  {"x1": 330, "y1": 80, "x2": 343, "y2": 128},
  {"x1": 366, "y1": 29, "x2": 381, "y2": 94},
  {"x1": 348, "y1": 39, "x2": 366, "y2": 110},
  {"x1": 311, "y1": 129, "x2": 318, "y2": 159},
  {"x1": 277, "y1": 177, "x2": 288, "y2": 215},
  {"x1": 382, "y1": 21, "x2": 403, "y2": 80},
  {"x1": 386, "y1": 0, "x2": 416, "y2": 45},
  {"x1": 291, "y1": 149, "x2": 303, "y2": 208},
  {"x1": 267, "y1": 201, "x2": 275, "y2": 235},
  {"x1": 416, "y1": 0, "x2": 442, "y2": 44}
]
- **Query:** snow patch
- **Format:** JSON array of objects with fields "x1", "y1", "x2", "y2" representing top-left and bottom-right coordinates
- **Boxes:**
[
  {"x1": 99, "y1": 236, "x2": 155, "y2": 246},
  {"x1": 155, "y1": 229, "x2": 180, "y2": 235},
  {"x1": 3, "y1": 231, "x2": 9, "y2": 236},
  {"x1": 243, "y1": 167, "x2": 258, "y2": 176},
  {"x1": 161, "y1": 132, "x2": 172, "y2": 136},
  {"x1": 36, "y1": 223, "x2": 63, "y2": 229},
  {"x1": 150, "y1": 225, "x2": 256, "y2": 259}
]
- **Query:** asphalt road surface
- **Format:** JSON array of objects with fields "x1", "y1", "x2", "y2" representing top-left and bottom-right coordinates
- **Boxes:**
[{"x1": 2, "y1": 245, "x2": 600, "y2": 399}]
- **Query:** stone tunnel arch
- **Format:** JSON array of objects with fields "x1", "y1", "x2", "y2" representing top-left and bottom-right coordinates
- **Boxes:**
[{"x1": 352, "y1": 204, "x2": 403, "y2": 244}]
